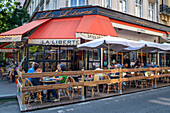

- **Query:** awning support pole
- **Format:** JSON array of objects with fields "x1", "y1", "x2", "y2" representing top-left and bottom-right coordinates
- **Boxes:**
[{"x1": 108, "y1": 44, "x2": 110, "y2": 69}]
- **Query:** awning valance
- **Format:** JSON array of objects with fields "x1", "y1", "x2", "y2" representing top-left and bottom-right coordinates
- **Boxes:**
[
  {"x1": 76, "y1": 15, "x2": 118, "y2": 40},
  {"x1": 0, "y1": 19, "x2": 51, "y2": 42}
]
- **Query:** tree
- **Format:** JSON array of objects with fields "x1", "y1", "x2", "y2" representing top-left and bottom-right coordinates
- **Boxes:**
[{"x1": 0, "y1": 0, "x2": 30, "y2": 33}]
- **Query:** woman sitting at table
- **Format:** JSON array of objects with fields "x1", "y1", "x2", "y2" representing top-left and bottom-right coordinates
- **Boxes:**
[{"x1": 47, "y1": 64, "x2": 67, "y2": 102}]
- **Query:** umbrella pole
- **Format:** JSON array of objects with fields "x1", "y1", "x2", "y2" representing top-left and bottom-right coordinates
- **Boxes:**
[
  {"x1": 108, "y1": 44, "x2": 110, "y2": 69},
  {"x1": 157, "y1": 52, "x2": 160, "y2": 66},
  {"x1": 141, "y1": 50, "x2": 143, "y2": 63}
]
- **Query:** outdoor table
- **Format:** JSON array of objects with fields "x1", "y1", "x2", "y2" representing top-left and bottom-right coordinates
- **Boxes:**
[
  {"x1": 78, "y1": 77, "x2": 93, "y2": 81},
  {"x1": 40, "y1": 80, "x2": 57, "y2": 84}
]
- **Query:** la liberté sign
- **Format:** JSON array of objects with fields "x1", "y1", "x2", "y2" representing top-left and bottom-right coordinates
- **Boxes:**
[{"x1": 28, "y1": 39, "x2": 80, "y2": 46}]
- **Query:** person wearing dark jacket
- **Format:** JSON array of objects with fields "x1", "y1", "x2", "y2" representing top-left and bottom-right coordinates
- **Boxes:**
[{"x1": 123, "y1": 55, "x2": 130, "y2": 68}]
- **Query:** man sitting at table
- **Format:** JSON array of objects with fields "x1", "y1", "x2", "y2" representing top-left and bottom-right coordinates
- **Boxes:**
[
  {"x1": 95, "y1": 64, "x2": 103, "y2": 80},
  {"x1": 47, "y1": 64, "x2": 67, "y2": 102},
  {"x1": 139, "y1": 62, "x2": 147, "y2": 76}
]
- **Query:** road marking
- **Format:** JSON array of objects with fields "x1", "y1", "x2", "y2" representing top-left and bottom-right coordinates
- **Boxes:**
[
  {"x1": 77, "y1": 102, "x2": 91, "y2": 105},
  {"x1": 158, "y1": 98, "x2": 170, "y2": 102},
  {"x1": 48, "y1": 106, "x2": 64, "y2": 111},
  {"x1": 57, "y1": 110, "x2": 64, "y2": 113},
  {"x1": 66, "y1": 108, "x2": 74, "y2": 111},
  {"x1": 115, "y1": 100, "x2": 119, "y2": 102},
  {"x1": 148, "y1": 99, "x2": 170, "y2": 106}
]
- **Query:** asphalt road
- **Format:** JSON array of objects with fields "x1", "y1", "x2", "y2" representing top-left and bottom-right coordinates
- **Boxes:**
[{"x1": 1, "y1": 86, "x2": 170, "y2": 113}]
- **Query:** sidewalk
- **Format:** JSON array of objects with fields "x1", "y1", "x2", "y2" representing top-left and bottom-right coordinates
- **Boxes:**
[{"x1": 0, "y1": 78, "x2": 17, "y2": 99}]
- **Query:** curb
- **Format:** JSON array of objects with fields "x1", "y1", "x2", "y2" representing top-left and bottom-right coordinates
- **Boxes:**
[{"x1": 0, "y1": 94, "x2": 16, "y2": 99}]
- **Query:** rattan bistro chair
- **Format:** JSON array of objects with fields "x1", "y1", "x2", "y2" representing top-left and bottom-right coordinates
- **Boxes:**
[
  {"x1": 85, "y1": 74, "x2": 101, "y2": 97},
  {"x1": 57, "y1": 77, "x2": 72, "y2": 101},
  {"x1": 25, "y1": 78, "x2": 42, "y2": 106},
  {"x1": 68, "y1": 77, "x2": 82, "y2": 99},
  {"x1": 135, "y1": 73, "x2": 147, "y2": 89},
  {"x1": 103, "y1": 75, "x2": 117, "y2": 94}
]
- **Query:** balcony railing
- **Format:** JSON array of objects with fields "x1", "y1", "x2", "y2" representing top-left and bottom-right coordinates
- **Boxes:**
[{"x1": 160, "y1": 4, "x2": 170, "y2": 15}]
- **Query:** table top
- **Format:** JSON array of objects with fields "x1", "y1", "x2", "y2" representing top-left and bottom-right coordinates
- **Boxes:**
[{"x1": 40, "y1": 79, "x2": 57, "y2": 83}]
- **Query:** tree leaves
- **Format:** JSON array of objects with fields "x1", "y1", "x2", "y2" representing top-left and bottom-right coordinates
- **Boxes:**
[{"x1": 0, "y1": 0, "x2": 30, "y2": 33}]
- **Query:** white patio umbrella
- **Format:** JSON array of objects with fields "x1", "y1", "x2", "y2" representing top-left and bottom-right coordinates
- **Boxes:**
[
  {"x1": 120, "y1": 40, "x2": 170, "y2": 64},
  {"x1": 120, "y1": 40, "x2": 170, "y2": 53},
  {"x1": 77, "y1": 36, "x2": 145, "y2": 69}
]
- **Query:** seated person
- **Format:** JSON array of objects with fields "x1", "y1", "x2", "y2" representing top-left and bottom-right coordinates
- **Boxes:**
[
  {"x1": 47, "y1": 64, "x2": 67, "y2": 102},
  {"x1": 31, "y1": 63, "x2": 42, "y2": 86},
  {"x1": 95, "y1": 64, "x2": 103, "y2": 80},
  {"x1": 139, "y1": 62, "x2": 147, "y2": 76},
  {"x1": 122, "y1": 63, "x2": 130, "y2": 78},
  {"x1": 26, "y1": 62, "x2": 35, "y2": 82}
]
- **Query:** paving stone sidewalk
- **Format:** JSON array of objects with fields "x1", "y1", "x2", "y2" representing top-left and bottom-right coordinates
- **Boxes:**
[{"x1": 0, "y1": 78, "x2": 17, "y2": 99}]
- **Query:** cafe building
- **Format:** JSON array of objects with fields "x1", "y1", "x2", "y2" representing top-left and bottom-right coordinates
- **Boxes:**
[{"x1": 0, "y1": 6, "x2": 169, "y2": 71}]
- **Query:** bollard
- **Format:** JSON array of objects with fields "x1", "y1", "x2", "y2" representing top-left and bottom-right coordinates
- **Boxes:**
[
  {"x1": 154, "y1": 67, "x2": 157, "y2": 88},
  {"x1": 119, "y1": 68, "x2": 122, "y2": 94},
  {"x1": 81, "y1": 69, "x2": 85, "y2": 101}
]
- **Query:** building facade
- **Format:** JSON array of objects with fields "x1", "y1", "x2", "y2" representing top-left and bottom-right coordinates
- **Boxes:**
[
  {"x1": 0, "y1": 0, "x2": 169, "y2": 71},
  {"x1": 24, "y1": 0, "x2": 161, "y2": 23},
  {"x1": 159, "y1": 0, "x2": 170, "y2": 25}
]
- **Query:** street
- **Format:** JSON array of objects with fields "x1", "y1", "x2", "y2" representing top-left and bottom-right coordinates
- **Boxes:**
[{"x1": 1, "y1": 86, "x2": 170, "y2": 113}]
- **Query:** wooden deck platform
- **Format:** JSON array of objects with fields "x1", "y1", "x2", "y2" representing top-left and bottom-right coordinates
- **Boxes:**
[{"x1": 17, "y1": 82, "x2": 170, "y2": 112}]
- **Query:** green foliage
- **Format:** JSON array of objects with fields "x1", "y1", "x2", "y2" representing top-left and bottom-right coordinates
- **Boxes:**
[
  {"x1": 0, "y1": 0, "x2": 30, "y2": 33},
  {"x1": 29, "y1": 45, "x2": 43, "y2": 53}
]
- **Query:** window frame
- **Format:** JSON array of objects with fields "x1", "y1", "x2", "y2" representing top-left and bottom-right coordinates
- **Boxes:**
[
  {"x1": 104, "y1": 0, "x2": 112, "y2": 9},
  {"x1": 69, "y1": 0, "x2": 86, "y2": 7},
  {"x1": 119, "y1": 0, "x2": 128, "y2": 13},
  {"x1": 135, "y1": 0, "x2": 142, "y2": 17},
  {"x1": 148, "y1": 2, "x2": 155, "y2": 21}
]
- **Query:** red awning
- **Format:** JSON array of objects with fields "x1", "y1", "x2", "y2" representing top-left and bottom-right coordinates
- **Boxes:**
[
  {"x1": 167, "y1": 32, "x2": 170, "y2": 35},
  {"x1": 0, "y1": 19, "x2": 51, "y2": 36},
  {"x1": 29, "y1": 15, "x2": 118, "y2": 40},
  {"x1": 29, "y1": 17, "x2": 82, "y2": 39},
  {"x1": 76, "y1": 15, "x2": 118, "y2": 37},
  {"x1": 0, "y1": 42, "x2": 11, "y2": 48}
]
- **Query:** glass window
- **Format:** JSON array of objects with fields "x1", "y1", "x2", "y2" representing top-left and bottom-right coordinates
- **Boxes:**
[
  {"x1": 54, "y1": 0, "x2": 57, "y2": 9},
  {"x1": 105, "y1": 0, "x2": 112, "y2": 8},
  {"x1": 148, "y1": 2, "x2": 155, "y2": 21},
  {"x1": 70, "y1": 0, "x2": 77, "y2": 7},
  {"x1": 119, "y1": 0, "x2": 127, "y2": 13},
  {"x1": 79, "y1": 0, "x2": 86, "y2": 6},
  {"x1": 135, "y1": 0, "x2": 142, "y2": 17},
  {"x1": 70, "y1": 0, "x2": 86, "y2": 7},
  {"x1": 89, "y1": 49, "x2": 100, "y2": 61},
  {"x1": 46, "y1": 1, "x2": 49, "y2": 10},
  {"x1": 29, "y1": 45, "x2": 44, "y2": 60}
]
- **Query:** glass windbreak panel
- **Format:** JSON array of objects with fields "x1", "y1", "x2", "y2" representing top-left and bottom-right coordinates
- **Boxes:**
[
  {"x1": 45, "y1": 62, "x2": 58, "y2": 72},
  {"x1": 29, "y1": 45, "x2": 44, "y2": 60},
  {"x1": 60, "y1": 47, "x2": 74, "y2": 61},
  {"x1": 45, "y1": 46, "x2": 59, "y2": 60}
]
